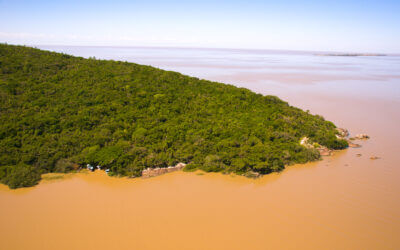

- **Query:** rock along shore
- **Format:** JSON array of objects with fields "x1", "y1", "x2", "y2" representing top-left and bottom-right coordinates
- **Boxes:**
[
  {"x1": 142, "y1": 163, "x2": 186, "y2": 178},
  {"x1": 300, "y1": 128, "x2": 369, "y2": 157}
]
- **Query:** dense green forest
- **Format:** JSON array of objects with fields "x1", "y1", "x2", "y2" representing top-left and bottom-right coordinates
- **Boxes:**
[{"x1": 0, "y1": 44, "x2": 348, "y2": 188}]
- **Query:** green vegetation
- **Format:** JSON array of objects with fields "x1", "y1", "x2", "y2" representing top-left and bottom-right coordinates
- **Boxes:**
[
  {"x1": 0, "y1": 44, "x2": 348, "y2": 188},
  {"x1": 0, "y1": 164, "x2": 41, "y2": 189}
]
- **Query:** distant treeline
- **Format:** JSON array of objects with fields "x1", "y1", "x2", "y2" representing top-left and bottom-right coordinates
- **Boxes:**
[{"x1": 0, "y1": 44, "x2": 347, "y2": 188}]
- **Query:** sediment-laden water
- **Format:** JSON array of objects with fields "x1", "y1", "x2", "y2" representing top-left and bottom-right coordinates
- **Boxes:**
[{"x1": 1, "y1": 46, "x2": 399, "y2": 250}]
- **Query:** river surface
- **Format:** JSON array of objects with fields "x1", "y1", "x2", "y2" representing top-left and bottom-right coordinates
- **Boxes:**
[{"x1": 1, "y1": 46, "x2": 400, "y2": 250}]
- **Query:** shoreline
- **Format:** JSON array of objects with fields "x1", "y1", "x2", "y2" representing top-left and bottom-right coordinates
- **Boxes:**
[{"x1": 0, "y1": 130, "x2": 371, "y2": 192}]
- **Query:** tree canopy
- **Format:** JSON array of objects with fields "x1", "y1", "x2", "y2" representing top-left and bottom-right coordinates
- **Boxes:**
[{"x1": 0, "y1": 44, "x2": 347, "y2": 188}]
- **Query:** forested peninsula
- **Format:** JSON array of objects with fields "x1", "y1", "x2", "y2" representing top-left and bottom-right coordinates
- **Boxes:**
[{"x1": 0, "y1": 44, "x2": 348, "y2": 188}]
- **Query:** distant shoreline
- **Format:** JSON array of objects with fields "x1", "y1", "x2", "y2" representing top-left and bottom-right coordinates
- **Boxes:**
[
  {"x1": 25, "y1": 43, "x2": 396, "y2": 57},
  {"x1": 315, "y1": 53, "x2": 386, "y2": 57}
]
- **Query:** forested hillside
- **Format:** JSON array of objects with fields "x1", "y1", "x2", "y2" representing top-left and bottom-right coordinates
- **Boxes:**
[{"x1": 0, "y1": 44, "x2": 347, "y2": 188}]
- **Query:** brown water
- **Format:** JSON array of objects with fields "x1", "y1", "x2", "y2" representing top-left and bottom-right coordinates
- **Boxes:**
[{"x1": 1, "y1": 46, "x2": 400, "y2": 250}]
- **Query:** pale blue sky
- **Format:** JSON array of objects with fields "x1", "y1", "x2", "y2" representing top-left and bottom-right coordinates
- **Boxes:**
[{"x1": 0, "y1": 0, "x2": 399, "y2": 53}]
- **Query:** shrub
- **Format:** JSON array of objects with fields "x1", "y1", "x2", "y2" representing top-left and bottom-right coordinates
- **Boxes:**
[{"x1": 1, "y1": 164, "x2": 41, "y2": 189}]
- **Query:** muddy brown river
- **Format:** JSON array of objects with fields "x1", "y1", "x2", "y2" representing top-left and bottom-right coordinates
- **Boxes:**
[{"x1": 1, "y1": 46, "x2": 399, "y2": 249}]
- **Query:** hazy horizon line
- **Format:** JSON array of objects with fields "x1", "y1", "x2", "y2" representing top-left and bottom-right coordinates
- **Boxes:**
[{"x1": 3, "y1": 42, "x2": 399, "y2": 56}]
